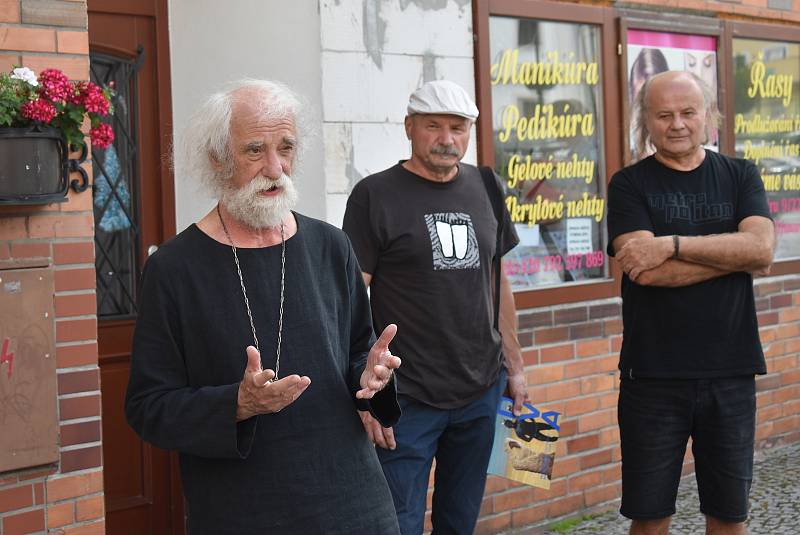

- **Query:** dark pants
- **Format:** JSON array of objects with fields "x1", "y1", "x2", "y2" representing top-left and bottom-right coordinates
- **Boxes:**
[
  {"x1": 618, "y1": 376, "x2": 756, "y2": 523},
  {"x1": 377, "y1": 371, "x2": 506, "y2": 535}
]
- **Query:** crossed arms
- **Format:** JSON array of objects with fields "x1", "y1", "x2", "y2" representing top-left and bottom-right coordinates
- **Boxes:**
[{"x1": 613, "y1": 215, "x2": 775, "y2": 287}]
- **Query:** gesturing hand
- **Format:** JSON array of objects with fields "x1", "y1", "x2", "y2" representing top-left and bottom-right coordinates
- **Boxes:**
[
  {"x1": 357, "y1": 324, "x2": 402, "y2": 400},
  {"x1": 236, "y1": 346, "x2": 311, "y2": 421}
]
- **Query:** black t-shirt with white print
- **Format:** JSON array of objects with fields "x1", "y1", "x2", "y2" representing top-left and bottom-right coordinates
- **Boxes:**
[
  {"x1": 343, "y1": 162, "x2": 519, "y2": 409},
  {"x1": 607, "y1": 150, "x2": 770, "y2": 379}
]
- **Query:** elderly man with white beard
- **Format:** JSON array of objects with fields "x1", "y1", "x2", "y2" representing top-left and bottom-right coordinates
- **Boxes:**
[{"x1": 125, "y1": 80, "x2": 402, "y2": 535}]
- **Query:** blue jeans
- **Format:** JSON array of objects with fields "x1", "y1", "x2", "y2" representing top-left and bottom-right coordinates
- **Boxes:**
[{"x1": 377, "y1": 371, "x2": 507, "y2": 535}]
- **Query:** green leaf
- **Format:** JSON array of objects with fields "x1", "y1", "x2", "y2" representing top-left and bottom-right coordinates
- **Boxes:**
[{"x1": 68, "y1": 107, "x2": 84, "y2": 124}]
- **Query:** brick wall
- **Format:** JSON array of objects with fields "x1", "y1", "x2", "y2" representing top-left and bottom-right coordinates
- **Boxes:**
[
  {"x1": 752, "y1": 278, "x2": 800, "y2": 446},
  {"x1": 469, "y1": 298, "x2": 623, "y2": 534},
  {"x1": 620, "y1": 0, "x2": 800, "y2": 24},
  {"x1": 0, "y1": 1, "x2": 103, "y2": 534},
  {"x1": 473, "y1": 276, "x2": 800, "y2": 534}
]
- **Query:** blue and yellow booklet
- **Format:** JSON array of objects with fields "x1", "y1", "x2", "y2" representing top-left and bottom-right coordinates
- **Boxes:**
[{"x1": 487, "y1": 396, "x2": 561, "y2": 489}]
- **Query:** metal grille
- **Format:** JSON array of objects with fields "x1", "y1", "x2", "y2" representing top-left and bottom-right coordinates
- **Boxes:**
[{"x1": 90, "y1": 50, "x2": 141, "y2": 318}]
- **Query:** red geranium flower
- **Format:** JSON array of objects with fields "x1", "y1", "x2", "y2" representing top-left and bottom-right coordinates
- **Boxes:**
[
  {"x1": 90, "y1": 123, "x2": 115, "y2": 149},
  {"x1": 37, "y1": 68, "x2": 72, "y2": 103},
  {"x1": 2, "y1": 66, "x2": 115, "y2": 149},
  {"x1": 68, "y1": 81, "x2": 87, "y2": 105},
  {"x1": 21, "y1": 98, "x2": 57, "y2": 123},
  {"x1": 81, "y1": 82, "x2": 110, "y2": 115}
]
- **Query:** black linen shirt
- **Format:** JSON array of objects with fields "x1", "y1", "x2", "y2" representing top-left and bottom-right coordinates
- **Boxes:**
[{"x1": 125, "y1": 214, "x2": 400, "y2": 535}]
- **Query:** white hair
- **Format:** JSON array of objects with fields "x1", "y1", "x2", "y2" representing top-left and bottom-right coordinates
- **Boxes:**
[{"x1": 179, "y1": 79, "x2": 311, "y2": 197}]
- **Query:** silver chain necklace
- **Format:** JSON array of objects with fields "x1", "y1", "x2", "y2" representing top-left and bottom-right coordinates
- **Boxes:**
[{"x1": 217, "y1": 205, "x2": 286, "y2": 381}]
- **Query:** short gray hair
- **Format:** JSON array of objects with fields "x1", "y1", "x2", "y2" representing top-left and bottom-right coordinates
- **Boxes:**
[
  {"x1": 179, "y1": 79, "x2": 310, "y2": 196},
  {"x1": 632, "y1": 71, "x2": 721, "y2": 161}
]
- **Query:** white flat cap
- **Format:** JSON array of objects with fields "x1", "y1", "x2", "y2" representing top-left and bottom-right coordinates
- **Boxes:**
[{"x1": 407, "y1": 80, "x2": 479, "y2": 121}]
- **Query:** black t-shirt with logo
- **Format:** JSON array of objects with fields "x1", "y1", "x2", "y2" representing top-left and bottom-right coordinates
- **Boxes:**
[
  {"x1": 607, "y1": 151, "x2": 770, "y2": 378},
  {"x1": 343, "y1": 163, "x2": 519, "y2": 409}
]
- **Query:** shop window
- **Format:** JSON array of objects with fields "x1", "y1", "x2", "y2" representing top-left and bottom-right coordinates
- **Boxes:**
[
  {"x1": 475, "y1": 3, "x2": 800, "y2": 306},
  {"x1": 732, "y1": 34, "x2": 800, "y2": 263},
  {"x1": 474, "y1": 0, "x2": 621, "y2": 307}
]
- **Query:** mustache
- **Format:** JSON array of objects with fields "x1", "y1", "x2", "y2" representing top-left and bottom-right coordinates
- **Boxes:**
[
  {"x1": 240, "y1": 173, "x2": 292, "y2": 193},
  {"x1": 430, "y1": 145, "x2": 460, "y2": 156}
]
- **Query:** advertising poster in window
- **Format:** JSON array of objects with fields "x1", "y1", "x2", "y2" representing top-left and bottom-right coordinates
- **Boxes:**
[
  {"x1": 626, "y1": 30, "x2": 719, "y2": 161},
  {"x1": 733, "y1": 39, "x2": 800, "y2": 260},
  {"x1": 489, "y1": 17, "x2": 607, "y2": 291}
]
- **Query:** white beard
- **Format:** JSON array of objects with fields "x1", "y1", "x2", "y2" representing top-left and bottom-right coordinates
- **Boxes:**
[{"x1": 220, "y1": 173, "x2": 298, "y2": 229}]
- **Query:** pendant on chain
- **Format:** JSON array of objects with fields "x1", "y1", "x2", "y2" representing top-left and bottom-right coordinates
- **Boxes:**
[{"x1": 217, "y1": 204, "x2": 286, "y2": 382}]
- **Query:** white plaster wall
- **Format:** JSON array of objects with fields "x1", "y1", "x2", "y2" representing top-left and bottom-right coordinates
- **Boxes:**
[
  {"x1": 320, "y1": 0, "x2": 478, "y2": 228},
  {"x1": 168, "y1": 0, "x2": 324, "y2": 232}
]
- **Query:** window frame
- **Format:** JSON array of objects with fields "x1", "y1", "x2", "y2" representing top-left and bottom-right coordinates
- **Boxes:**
[
  {"x1": 473, "y1": 0, "x2": 622, "y2": 309},
  {"x1": 727, "y1": 21, "x2": 800, "y2": 277},
  {"x1": 617, "y1": 13, "x2": 726, "y2": 165},
  {"x1": 475, "y1": 3, "x2": 800, "y2": 307}
]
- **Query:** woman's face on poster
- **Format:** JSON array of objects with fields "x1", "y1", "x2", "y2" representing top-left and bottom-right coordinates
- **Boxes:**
[{"x1": 684, "y1": 51, "x2": 717, "y2": 92}]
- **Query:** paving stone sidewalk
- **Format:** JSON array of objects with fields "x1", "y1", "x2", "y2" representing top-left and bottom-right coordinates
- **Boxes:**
[{"x1": 544, "y1": 441, "x2": 800, "y2": 534}]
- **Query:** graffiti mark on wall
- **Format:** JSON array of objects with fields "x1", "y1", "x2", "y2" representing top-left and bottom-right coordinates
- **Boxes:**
[{"x1": 1, "y1": 338, "x2": 13, "y2": 378}]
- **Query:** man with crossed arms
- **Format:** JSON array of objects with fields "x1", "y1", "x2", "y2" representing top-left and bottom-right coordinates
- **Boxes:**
[{"x1": 607, "y1": 71, "x2": 774, "y2": 535}]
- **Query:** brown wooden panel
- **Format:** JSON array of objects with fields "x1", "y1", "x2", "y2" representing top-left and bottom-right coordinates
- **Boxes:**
[
  {"x1": 0, "y1": 264, "x2": 58, "y2": 472},
  {"x1": 101, "y1": 360, "x2": 145, "y2": 506},
  {"x1": 89, "y1": 0, "x2": 181, "y2": 532},
  {"x1": 97, "y1": 320, "x2": 134, "y2": 360},
  {"x1": 101, "y1": 356, "x2": 176, "y2": 532},
  {"x1": 87, "y1": 0, "x2": 155, "y2": 17},
  {"x1": 474, "y1": 0, "x2": 494, "y2": 171}
]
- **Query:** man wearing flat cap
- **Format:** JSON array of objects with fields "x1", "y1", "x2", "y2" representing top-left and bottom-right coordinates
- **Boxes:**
[{"x1": 343, "y1": 79, "x2": 528, "y2": 534}]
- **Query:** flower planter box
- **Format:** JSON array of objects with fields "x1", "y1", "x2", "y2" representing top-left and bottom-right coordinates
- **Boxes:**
[{"x1": 0, "y1": 126, "x2": 69, "y2": 205}]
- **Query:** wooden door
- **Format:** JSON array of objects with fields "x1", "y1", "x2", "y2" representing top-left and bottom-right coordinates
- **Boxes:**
[{"x1": 87, "y1": 1, "x2": 180, "y2": 533}]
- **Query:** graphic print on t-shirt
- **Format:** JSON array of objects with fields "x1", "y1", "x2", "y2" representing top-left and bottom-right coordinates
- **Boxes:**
[
  {"x1": 648, "y1": 192, "x2": 733, "y2": 225},
  {"x1": 424, "y1": 212, "x2": 480, "y2": 270}
]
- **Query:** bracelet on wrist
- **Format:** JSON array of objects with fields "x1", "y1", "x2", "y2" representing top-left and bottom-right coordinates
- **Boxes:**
[{"x1": 672, "y1": 234, "x2": 680, "y2": 259}]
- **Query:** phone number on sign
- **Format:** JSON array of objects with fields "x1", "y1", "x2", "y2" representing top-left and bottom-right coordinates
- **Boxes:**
[{"x1": 504, "y1": 250, "x2": 606, "y2": 275}]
